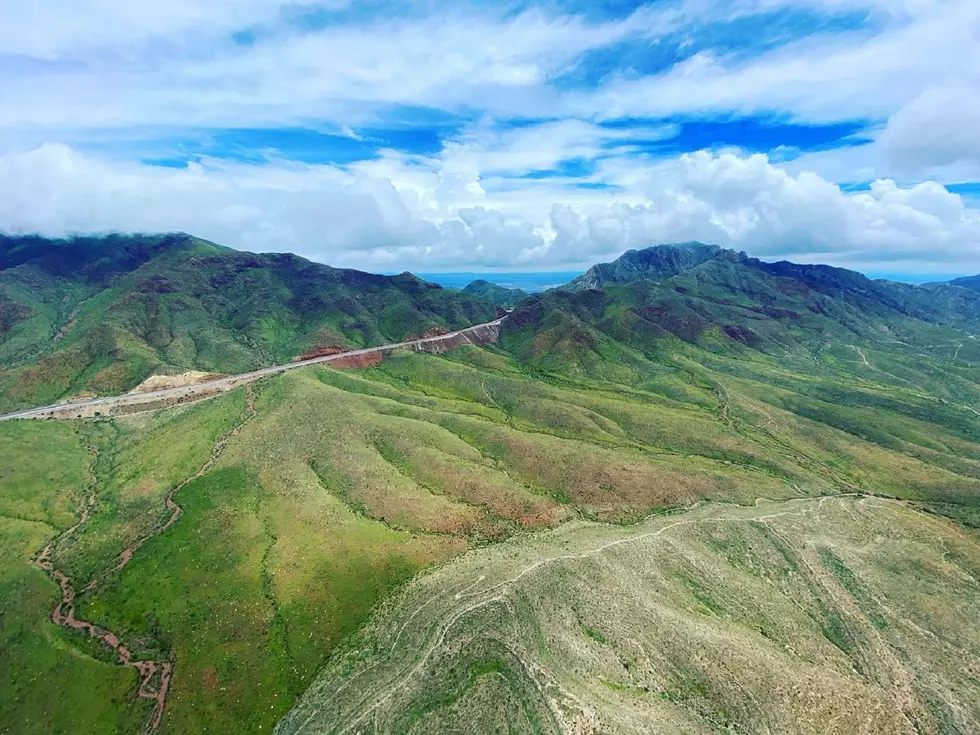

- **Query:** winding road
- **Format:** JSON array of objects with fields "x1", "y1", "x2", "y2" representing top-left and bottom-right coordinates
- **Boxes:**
[{"x1": 0, "y1": 317, "x2": 504, "y2": 421}]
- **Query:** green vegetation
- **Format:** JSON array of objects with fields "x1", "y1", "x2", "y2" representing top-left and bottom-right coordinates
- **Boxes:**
[
  {"x1": 0, "y1": 234, "x2": 500, "y2": 412},
  {"x1": 2, "y1": 241, "x2": 980, "y2": 733},
  {"x1": 0, "y1": 421, "x2": 148, "y2": 733},
  {"x1": 280, "y1": 497, "x2": 980, "y2": 734},
  {"x1": 462, "y1": 279, "x2": 528, "y2": 309}
]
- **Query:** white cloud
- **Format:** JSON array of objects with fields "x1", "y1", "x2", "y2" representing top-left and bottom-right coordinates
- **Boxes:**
[
  {"x1": 5, "y1": 0, "x2": 974, "y2": 134},
  {"x1": 1, "y1": 0, "x2": 978, "y2": 275},
  {"x1": 3, "y1": 144, "x2": 979, "y2": 275},
  {"x1": 581, "y1": 0, "x2": 980, "y2": 124},
  {"x1": 879, "y1": 81, "x2": 980, "y2": 172},
  {"x1": 0, "y1": 6, "x2": 664, "y2": 131},
  {"x1": 0, "y1": 1, "x2": 342, "y2": 59}
]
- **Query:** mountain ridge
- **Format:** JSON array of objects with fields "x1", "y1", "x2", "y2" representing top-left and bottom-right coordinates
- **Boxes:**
[
  {"x1": 0, "y1": 233, "x2": 501, "y2": 412},
  {"x1": 565, "y1": 241, "x2": 727, "y2": 291}
]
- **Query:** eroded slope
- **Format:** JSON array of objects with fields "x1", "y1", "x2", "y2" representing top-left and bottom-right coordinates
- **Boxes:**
[{"x1": 278, "y1": 496, "x2": 980, "y2": 735}]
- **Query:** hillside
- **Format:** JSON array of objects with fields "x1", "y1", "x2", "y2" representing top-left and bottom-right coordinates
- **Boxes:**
[
  {"x1": 462, "y1": 279, "x2": 528, "y2": 308},
  {"x1": 0, "y1": 234, "x2": 501, "y2": 412},
  {"x1": 949, "y1": 273, "x2": 980, "y2": 291},
  {"x1": 283, "y1": 494, "x2": 979, "y2": 735},
  {"x1": 505, "y1": 246, "x2": 980, "y2": 400},
  {"x1": 2, "y1": 240, "x2": 979, "y2": 734}
]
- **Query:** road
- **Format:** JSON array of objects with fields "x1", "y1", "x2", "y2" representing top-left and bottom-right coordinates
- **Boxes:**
[{"x1": 0, "y1": 317, "x2": 505, "y2": 421}]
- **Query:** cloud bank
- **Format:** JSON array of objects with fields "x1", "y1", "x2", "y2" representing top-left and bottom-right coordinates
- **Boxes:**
[
  {"x1": 1, "y1": 0, "x2": 978, "y2": 275},
  {"x1": 3, "y1": 143, "x2": 976, "y2": 274}
]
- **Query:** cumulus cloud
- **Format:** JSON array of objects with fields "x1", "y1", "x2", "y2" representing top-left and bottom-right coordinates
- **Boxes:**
[
  {"x1": 1, "y1": 0, "x2": 979, "y2": 275},
  {"x1": 2, "y1": 144, "x2": 978, "y2": 274},
  {"x1": 546, "y1": 152, "x2": 980, "y2": 268},
  {"x1": 879, "y1": 81, "x2": 980, "y2": 172},
  {"x1": 581, "y1": 0, "x2": 980, "y2": 124}
]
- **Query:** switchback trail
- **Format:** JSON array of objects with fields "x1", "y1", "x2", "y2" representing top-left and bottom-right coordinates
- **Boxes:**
[{"x1": 34, "y1": 385, "x2": 259, "y2": 732}]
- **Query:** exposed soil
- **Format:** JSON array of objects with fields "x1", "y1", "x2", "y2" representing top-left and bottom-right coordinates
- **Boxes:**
[
  {"x1": 330, "y1": 351, "x2": 386, "y2": 368},
  {"x1": 2, "y1": 318, "x2": 503, "y2": 422},
  {"x1": 34, "y1": 385, "x2": 259, "y2": 731},
  {"x1": 130, "y1": 371, "x2": 227, "y2": 394},
  {"x1": 292, "y1": 345, "x2": 346, "y2": 362},
  {"x1": 52, "y1": 318, "x2": 78, "y2": 343},
  {"x1": 405, "y1": 326, "x2": 450, "y2": 341}
]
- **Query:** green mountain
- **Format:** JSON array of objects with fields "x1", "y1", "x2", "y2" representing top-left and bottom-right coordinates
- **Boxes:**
[
  {"x1": 565, "y1": 241, "x2": 724, "y2": 290},
  {"x1": 0, "y1": 233, "x2": 501, "y2": 412},
  {"x1": 3, "y1": 237, "x2": 979, "y2": 734},
  {"x1": 948, "y1": 273, "x2": 980, "y2": 291},
  {"x1": 564, "y1": 243, "x2": 980, "y2": 333},
  {"x1": 529, "y1": 245, "x2": 980, "y2": 379},
  {"x1": 462, "y1": 278, "x2": 528, "y2": 308}
]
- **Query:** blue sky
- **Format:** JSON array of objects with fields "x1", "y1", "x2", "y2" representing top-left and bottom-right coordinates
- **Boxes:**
[{"x1": 0, "y1": 0, "x2": 978, "y2": 276}]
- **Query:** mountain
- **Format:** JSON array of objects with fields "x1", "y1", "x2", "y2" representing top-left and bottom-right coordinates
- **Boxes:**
[
  {"x1": 3, "y1": 237, "x2": 980, "y2": 734},
  {"x1": 948, "y1": 273, "x2": 980, "y2": 291},
  {"x1": 506, "y1": 246, "x2": 980, "y2": 399},
  {"x1": 565, "y1": 241, "x2": 724, "y2": 290},
  {"x1": 0, "y1": 233, "x2": 501, "y2": 412},
  {"x1": 462, "y1": 278, "x2": 528, "y2": 308},
  {"x1": 559, "y1": 242, "x2": 980, "y2": 336}
]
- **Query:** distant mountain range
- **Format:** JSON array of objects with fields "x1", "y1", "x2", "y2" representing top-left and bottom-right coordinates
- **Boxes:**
[
  {"x1": 462, "y1": 279, "x2": 528, "y2": 308},
  {"x1": 949, "y1": 274, "x2": 980, "y2": 291},
  {"x1": 565, "y1": 242, "x2": 980, "y2": 319},
  {"x1": 503, "y1": 242, "x2": 980, "y2": 412}
]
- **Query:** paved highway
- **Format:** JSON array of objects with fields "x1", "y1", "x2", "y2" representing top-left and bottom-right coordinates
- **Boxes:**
[{"x1": 0, "y1": 318, "x2": 505, "y2": 421}]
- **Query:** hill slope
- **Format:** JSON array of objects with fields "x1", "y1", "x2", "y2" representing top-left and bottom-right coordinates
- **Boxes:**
[
  {"x1": 0, "y1": 234, "x2": 500, "y2": 412},
  {"x1": 506, "y1": 246, "x2": 980, "y2": 403},
  {"x1": 949, "y1": 273, "x2": 980, "y2": 291},
  {"x1": 282, "y1": 494, "x2": 980, "y2": 735}
]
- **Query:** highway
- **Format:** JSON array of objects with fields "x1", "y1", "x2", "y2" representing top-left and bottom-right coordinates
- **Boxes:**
[{"x1": 0, "y1": 317, "x2": 505, "y2": 421}]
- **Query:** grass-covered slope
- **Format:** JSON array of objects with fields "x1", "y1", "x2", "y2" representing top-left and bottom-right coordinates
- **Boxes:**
[
  {"x1": 506, "y1": 253, "x2": 980, "y2": 405},
  {"x1": 948, "y1": 273, "x2": 980, "y2": 291},
  {"x1": 0, "y1": 234, "x2": 500, "y2": 412},
  {"x1": 562, "y1": 243, "x2": 980, "y2": 336},
  {"x1": 3, "y1": 332, "x2": 980, "y2": 732},
  {"x1": 280, "y1": 495, "x2": 980, "y2": 735}
]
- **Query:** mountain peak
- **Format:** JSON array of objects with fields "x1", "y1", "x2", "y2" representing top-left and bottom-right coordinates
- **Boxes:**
[
  {"x1": 565, "y1": 242, "x2": 730, "y2": 291},
  {"x1": 463, "y1": 278, "x2": 528, "y2": 308}
]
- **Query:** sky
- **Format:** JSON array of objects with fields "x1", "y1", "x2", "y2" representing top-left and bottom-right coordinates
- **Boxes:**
[{"x1": 1, "y1": 0, "x2": 979, "y2": 277}]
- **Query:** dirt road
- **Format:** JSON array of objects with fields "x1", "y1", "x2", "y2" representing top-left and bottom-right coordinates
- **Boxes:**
[{"x1": 0, "y1": 318, "x2": 504, "y2": 421}]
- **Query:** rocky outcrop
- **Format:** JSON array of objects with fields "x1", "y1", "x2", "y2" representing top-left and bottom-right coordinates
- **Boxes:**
[
  {"x1": 412, "y1": 322, "x2": 500, "y2": 353},
  {"x1": 565, "y1": 243, "x2": 727, "y2": 291}
]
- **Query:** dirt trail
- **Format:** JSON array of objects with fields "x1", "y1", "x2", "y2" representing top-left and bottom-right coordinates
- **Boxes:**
[{"x1": 34, "y1": 385, "x2": 258, "y2": 731}]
